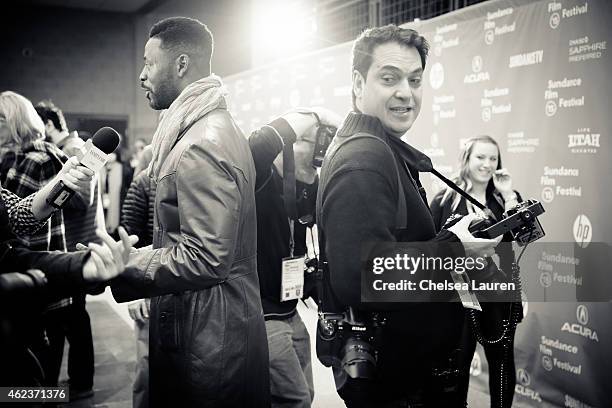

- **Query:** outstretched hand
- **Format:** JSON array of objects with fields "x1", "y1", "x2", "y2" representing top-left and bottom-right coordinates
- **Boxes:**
[{"x1": 79, "y1": 226, "x2": 138, "y2": 282}]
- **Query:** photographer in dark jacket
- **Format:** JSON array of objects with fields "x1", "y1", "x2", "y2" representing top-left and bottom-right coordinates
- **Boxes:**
[
  {"x1": 317, "y1": 25, "x2": 501, "y2": 407},
  {"x1": 249, "y1": 108, "x2": 340, "y2": 407}
]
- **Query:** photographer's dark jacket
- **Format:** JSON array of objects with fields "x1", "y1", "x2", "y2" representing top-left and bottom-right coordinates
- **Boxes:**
[
  {"x1": 317, "y1": 112, "x2": 466, "y2": 389},
  {"x1": 249, "y1": 118, "x2": 318, "y2": 319}
]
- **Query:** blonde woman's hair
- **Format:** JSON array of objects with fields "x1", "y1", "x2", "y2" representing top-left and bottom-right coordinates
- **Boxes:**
[
  {"x1": 0, "y1": 91, "x2": 45, "y2": 147},
  {"x1": 440, "y1": 135, "x2": 502, "y2": 213}
]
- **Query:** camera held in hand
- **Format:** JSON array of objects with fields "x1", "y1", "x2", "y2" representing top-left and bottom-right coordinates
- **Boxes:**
[
  {"x1": 312, "y1": 125, "x2": 336, "y2": 168},
  {"x1": 467, "y1": 199, "x2": 545, "y2": 245}
]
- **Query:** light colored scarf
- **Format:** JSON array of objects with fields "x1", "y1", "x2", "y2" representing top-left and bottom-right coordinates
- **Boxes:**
[{"x1": 148, "y1": 74, "x2": 226, "y2": 179}]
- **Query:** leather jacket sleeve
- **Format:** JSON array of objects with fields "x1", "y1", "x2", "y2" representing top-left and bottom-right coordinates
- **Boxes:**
[{"x1": 112, "y1": 140, "x2": 244, "y2": 301}]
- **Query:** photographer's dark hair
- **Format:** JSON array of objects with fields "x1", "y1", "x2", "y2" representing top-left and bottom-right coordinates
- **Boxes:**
[
  {"x1": 35, "y1": 100, "x2": 67, "y2": 132},
  {"x1": 351, "y1": 25, "x2": 429, "y2": 110},
  {"x1": 149, "y1": 16, "x2": 214, "y2": 74}
]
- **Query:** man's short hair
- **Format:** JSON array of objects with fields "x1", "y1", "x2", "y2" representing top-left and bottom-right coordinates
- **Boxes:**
[
  {"x1": 35, "y1": 100, "x2": 67, "y2": 132},
  {"x1": 351, "y1": 25, "x2": 429, "y2": 108},
  {"x1": 149, "y1": 16, "x2": 214, "y2": 72}
]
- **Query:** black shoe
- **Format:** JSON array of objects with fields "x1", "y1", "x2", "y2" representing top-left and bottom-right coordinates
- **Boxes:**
[{"x1": 59, "y1": 380, "x2": 94, "y2": 401}]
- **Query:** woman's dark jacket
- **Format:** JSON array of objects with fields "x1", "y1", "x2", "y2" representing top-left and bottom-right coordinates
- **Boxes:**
[{"x1": 0, "y1": 192, "x2": 88, "y2": 386}]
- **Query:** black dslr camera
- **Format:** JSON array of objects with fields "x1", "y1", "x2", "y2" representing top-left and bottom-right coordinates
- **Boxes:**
[
  {"x1": 468, "y1": 199, "x2": 545, "y2": 245},
  {"x1": 312, "y1": 125, "x2": 336, "y2": 168},
  {"x1": 316, "y1": 307, "x2": 385, "y2": 379}
]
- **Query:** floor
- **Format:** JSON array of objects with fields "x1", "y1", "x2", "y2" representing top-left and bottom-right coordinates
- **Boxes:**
[{"x1": 57, "y1": 289, "x2": 489, "y2": 407}]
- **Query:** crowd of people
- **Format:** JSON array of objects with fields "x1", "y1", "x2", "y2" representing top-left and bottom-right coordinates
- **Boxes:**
[{"x1": 0, "y1": 16, "x2": 524, "y2": 408}]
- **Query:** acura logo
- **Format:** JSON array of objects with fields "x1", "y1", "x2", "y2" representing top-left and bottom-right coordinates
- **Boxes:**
[
  {"x1": 517, "y1": 368, "x2": 531, "y2": 386},
  {"x1": 577, "y1": 304, "x2": 588, "y2": 325}
]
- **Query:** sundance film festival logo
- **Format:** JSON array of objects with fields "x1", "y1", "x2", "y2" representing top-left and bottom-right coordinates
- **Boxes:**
[
  {"x1": 548, "y1": 1, "x2": 589, "y2": 30},
  {"x1": 429, "y1": 62, "x2": 445, "y2": 90},
  {"x1": 550, "y1": 12, "x2": 561, "y2": 29},
  {"x1": 482, "y1": 107, "x2": 491, "y2": 122},
  {"x1": 541, "y1": 186, "x2": 555, "y2": 203},
  {"x1": 540, "y1": 271, "x2": 553, "y2": 288},
  {"x1": 545, "y1": 100, "x2": 558, "y2": 116},
  {"x1": 573, "y1": 214, "x2": 592, "y2": 248},
  {"x1": 542, "y1": 355, "x2": 553, "y2": 371}
]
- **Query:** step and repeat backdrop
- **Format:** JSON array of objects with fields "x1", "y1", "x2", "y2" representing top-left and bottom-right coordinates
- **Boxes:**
[{"x1": 225, "y1": 0, "x2": 611, "y2": 406}]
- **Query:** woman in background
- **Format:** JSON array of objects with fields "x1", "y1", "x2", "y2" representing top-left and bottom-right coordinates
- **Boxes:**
[{"x1": 430, "y1": 135, "x2": 522, "y2": 408}]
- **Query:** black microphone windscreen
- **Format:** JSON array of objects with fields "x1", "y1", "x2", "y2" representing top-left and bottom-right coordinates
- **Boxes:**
[{"x1": 91, "y1": 127, "x2": 121, "y2": 154}]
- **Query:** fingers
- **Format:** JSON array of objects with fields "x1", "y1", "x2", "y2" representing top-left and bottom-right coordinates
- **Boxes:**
[
  {"x1": 73, "y1": 165, "x2": 95, "y2": 177},
  {"x1": 118, "y1": 226, "x2": 138, "y2": 263},
  {"x1": 75, "y1": 242, "x2": 88, "y2": 251},
  {"x1": 128, "y1": 303, "x2": 138, "y2": 320},
  {"x1": 140, "y1": 301, "x2": 149, "y2": 319},
  {"x1": 312, "y1": 107, "x2": 342, "y2": 127},
  {"x1": 95, "y1": 230, "x2": 125, "y2": 272},
  {"x1": 89, "y1": 241, "x2": 118, "y2": 279},
  {"x1": 89, "y1": 242, "x2": 113, "y2": 262},
  {"x1": 88, "y1": 250, "x2": 107, "y2": 281},
  {"x1": 60, "y1": 156, "x2": 79, "y2": 174}
]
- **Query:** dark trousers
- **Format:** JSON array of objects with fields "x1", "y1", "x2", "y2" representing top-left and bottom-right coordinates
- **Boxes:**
[
  {"x1": 42, "y1": 294, "x2": 94, "y2": 389},
  {"x1": 458, "y1": 303, "x2": 517, "y2": 408}
]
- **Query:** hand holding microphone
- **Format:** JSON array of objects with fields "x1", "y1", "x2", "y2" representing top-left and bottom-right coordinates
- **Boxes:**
[
  {"x1": 46, "y1": 127, "x2": 121, "y2": 209},
  {"x1": 57, "y1": 156, "x2": 95, "y2": 195}
]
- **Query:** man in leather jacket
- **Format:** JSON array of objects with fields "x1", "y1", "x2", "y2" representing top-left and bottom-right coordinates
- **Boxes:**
[{"x1": 109, "y1": 17, "x2": 269, "y2": 407}]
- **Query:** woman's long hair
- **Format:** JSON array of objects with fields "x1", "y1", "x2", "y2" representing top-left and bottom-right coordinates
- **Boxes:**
[
  {"x1": 0, "y1": 91, "x2": 45, "y2": 147},
  {"x1": 440, "y1": 135, "x2": 502, "y2": 213}
]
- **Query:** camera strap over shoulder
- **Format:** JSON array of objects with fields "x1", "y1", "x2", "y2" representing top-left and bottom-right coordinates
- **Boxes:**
[
  {"x1": 282, "y1": 142, "x2": 298, "y2": 221},
  {"x1": 315, "y1": 132, "x2": 407, "y2": 315},
  {"x1": 318, "y1": 132, "x2": 407, "y2": 230}
]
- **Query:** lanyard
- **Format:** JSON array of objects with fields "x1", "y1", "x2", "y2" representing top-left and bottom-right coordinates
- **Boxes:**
[{"x1": 288, "y1": 218, "x2": 295, "y2": 257}]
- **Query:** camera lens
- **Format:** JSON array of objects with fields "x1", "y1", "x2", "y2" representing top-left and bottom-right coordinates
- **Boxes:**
[{"x1": 342, "y1": 337, "x2": 377, "y2": 379}]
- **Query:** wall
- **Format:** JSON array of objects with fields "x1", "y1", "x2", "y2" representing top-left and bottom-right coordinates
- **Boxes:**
[
  {"x1": 0, "y1": 6, "x2": 136, "y2": 130},
  {"x1": 0, "y1": 0, "x2": 253, "y2": 145}
]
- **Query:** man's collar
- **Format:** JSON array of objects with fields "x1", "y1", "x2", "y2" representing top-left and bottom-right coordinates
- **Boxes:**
[{"x1": 337, "y1": 112, "x2": 433, "y2": 172}]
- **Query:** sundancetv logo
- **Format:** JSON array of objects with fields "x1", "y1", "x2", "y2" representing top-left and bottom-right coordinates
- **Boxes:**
[
  {"x1": 515, "y1": 368, "x2": 542, "y2": 402},
  {"x1": 561, "y1": 304, "x2": 599, "y2": 342}
]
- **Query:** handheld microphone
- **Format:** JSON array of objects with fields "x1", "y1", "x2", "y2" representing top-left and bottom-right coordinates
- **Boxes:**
[{"x1": 46, "y1": 127, "x2": 121, "y2": 209}]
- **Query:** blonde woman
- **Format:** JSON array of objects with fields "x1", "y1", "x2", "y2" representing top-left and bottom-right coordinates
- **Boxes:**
[
  {"x1": 0, "y1": 91, "x2": 92, "y2": 394},
  {"x1": 430, "y1": 135, "x2": 522, "y2": 408}
]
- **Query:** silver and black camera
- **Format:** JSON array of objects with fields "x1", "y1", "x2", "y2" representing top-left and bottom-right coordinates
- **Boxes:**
[{"x1": 468, "y1": 199, "x2": 545, "y2": 245}]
